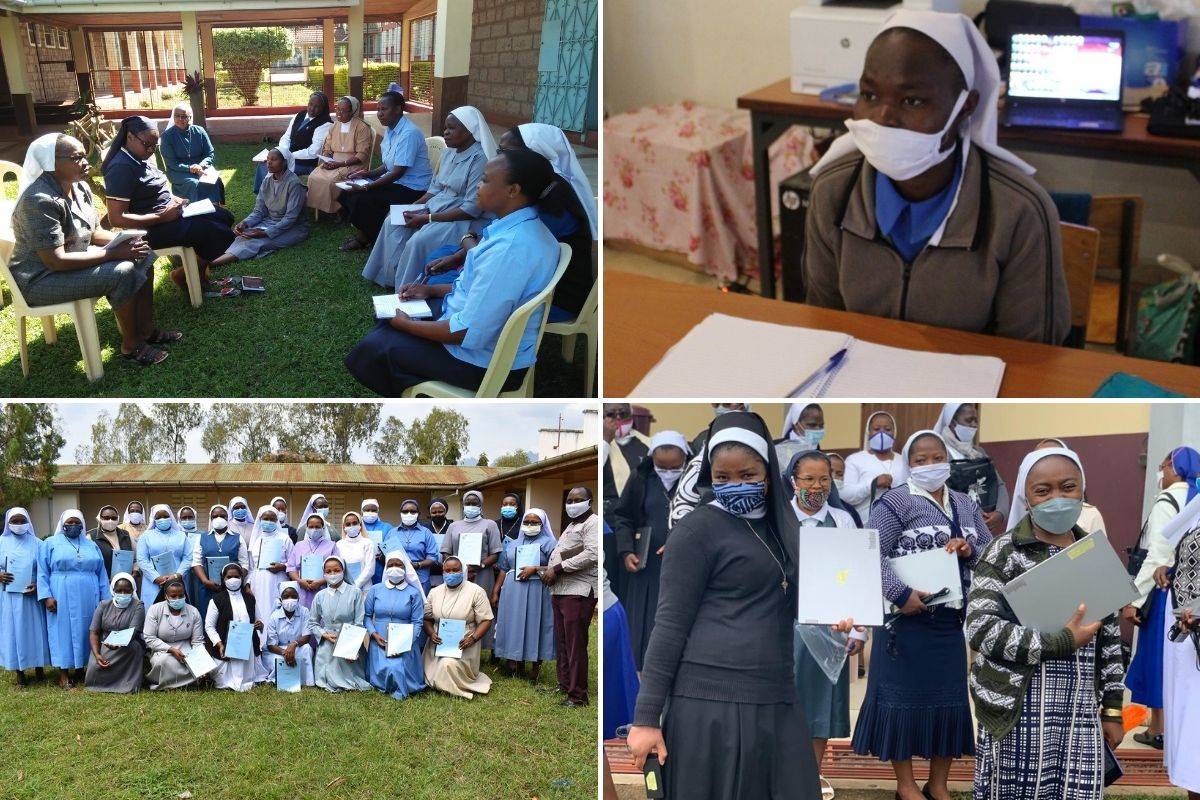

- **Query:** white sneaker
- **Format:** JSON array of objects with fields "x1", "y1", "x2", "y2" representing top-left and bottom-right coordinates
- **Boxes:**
[{"x1": 820, "y1": 775, "x2": 836, "y2": 800}]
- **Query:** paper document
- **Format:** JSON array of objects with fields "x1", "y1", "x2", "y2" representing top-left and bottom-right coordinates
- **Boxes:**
[
  {"x1": 275, "y1": 660, "x2": 301, "y2": 692},
  {"x1": 386, "y1": 622, "x2": 414, "y2": 656},
  {"x1": 887, "y1": 547, "x2": 963, "y2": 612},
  {"x1": 258, "y1": 538, "x2": 283, "y2": 568},
  {"x1": 515, "y1": 544, "x2": 541, "y2": 572},
  {"x1": 333, "y1": 623, "x2": 367, "y2": 660},
  {"x1": 457, "y1": 532, "x2": 484, "y2": 566},
  {"x1": 185, "y1": 645, "x2": 218, "y2": 677},
  {"x1": 111, "y1": 549, "x2": 135, "y2": 577},
  {"x1": 373, "y1": 294, "x2": 432, "y2": 320},
  {"x1": 198, "y1": 167, "x2": 219, "y2": 185},
  {"x1": 151, "y1": 551, "x2": 177, "y2": 577},
  {"x1": 205, "y1": 556, "x2": 230, "y2": 582},
  {"x1": 436, "y1": 618, "x2": 466, "y2": 658},
  {"x1": 317, "y1": 154, "x2": 335, "y2": 164},
  {"x1": 103, "y1": 627, "x2": 135, "y2": 647},
  {"x1": 105, "y1": 229, "x2": 146, "y2": 250},
  {"x1": 3, "y1": 557, "x2": 32, "y2": 594},
  {"x1": 181, "y1": 198, "x2": 216, "y2": 218},
  {"x1": 389, "y1": 204, "x2": 428, "y2": 225},
  {"x1": 335, "y1": 179, "x2": 371, "y2": 190},
  {"x1": 630, "y1": 314, "x2": 1005, "y2": 397},
  {"x1": 796, "y1": 528, "x2": 884, "y2": 626},
  {"x1": 300, "y1": 554, "x2": 324, "y2": 582},
  {"x1": 224, "y1": 620, "x2": 254, "y2": 660}
]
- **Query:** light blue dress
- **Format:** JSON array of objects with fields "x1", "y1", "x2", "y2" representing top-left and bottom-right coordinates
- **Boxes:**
[
  {"x1": 37, "y1": 533, "x2": 110, "y2": 668},
  {"x1": 364, "y1": 580, "x2": 426, "y2": 699},
  {"x1": 308, "y1": 582, "x2": 372, "y2": 692},
  {"x1": 0, "y1": 528, "x2": 50, "y2": 670},
  {"x1": 158, "y1": 123, "x2": 224, "y2": 202},
  {"x1": 264, "y1": 604, "x2": 314, "y2": 686},
  {"x1": 135, "y1": 527, "x2": 189, "y2": 604},
  {"x1": 382, "y1": 524, "x2": 441, "y2": 595},
  {"x1": 493, "y1": 533, "x2": 557, "y2": 662}
]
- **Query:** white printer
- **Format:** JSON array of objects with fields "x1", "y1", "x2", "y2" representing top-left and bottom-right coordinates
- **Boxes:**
[{"x1": 790, "y1": 0, "x2": 962, "y2": 95}]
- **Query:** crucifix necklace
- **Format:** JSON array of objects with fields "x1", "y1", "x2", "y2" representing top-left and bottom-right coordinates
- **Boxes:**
[{"x1": 742, "y1": 518, "x2": 788, "y2": 592}]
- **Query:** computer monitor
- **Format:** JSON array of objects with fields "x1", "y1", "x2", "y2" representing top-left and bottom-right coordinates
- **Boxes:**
[{"x1": 1007, "y1": 31, "x2": 1124, "y2": 103}]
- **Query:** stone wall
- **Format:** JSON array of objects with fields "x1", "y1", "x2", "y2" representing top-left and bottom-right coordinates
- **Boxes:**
[{"x1": 466, "y1": 0, "x2": 545, "y2": 124}]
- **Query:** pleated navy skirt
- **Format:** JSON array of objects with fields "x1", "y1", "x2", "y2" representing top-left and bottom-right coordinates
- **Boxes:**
[{"x1": 851, "y1": 606, "x2": 975, "y2": 761}]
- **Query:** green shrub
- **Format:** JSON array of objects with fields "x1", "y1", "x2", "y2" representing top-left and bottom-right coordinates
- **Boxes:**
[
  {"x1": 305, "y1": 62, "x2": 404, "y2": 102},
  {"x1": 213, "y1": 27, "x2": 293, "y2": 106}
]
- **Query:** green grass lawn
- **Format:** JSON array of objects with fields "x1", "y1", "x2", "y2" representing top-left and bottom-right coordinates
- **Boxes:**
[
  {"x1": 0, "y1": 623, "x2": 598, "y2": 800},
  {"x1": 0, "y1": 142, "x2": 589, "y2": 398}
]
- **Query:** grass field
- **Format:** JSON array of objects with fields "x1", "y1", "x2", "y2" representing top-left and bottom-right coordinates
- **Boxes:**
[
  {"x1": 0, "y1": 142, "x2": 589, "y2": 398},
  {"x1": 0, "y1": 623, "x2": 598, "y2": 800}
]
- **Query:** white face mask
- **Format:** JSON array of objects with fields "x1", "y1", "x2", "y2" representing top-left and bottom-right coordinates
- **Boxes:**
[
  {"x1": 834, "y1": 478, "x2": 845, "y2": 492},
  {"x1": 344, "y1": 525, "x2": 361, "y2": 538},
  {"x1": 1156, "y1": 469, "x2": 1166, "y2": 488},
  {"x1": 844, "y1": 90, "x2": 968, "y2": 181},
  {"x1": 275, "y1": 510, "x2": 288, "y2": 525},
  {"x1": 281, "y1": 598, "x2": 299, "y2": 613},
  {"x1": 910, "y1": 462, "x2": 952, "y2": 492},
  {"x1": 385, "y1": 566, "x2": 406, "y2": 584},
  {"x1": 211, "y1": 517, "x2": 228, "y2": 532},
  {"x1": 868, "y1": 431, "x2": 895, "y2": 452},
  {"x1": 463, "y1": 505, "x2": 482, "y2": 520},
  {"x1": 100, "y1": 519, "x2": 118, "y2": 532},
  {"x1": 363, "y1": 511, "x2": 380, "y2": 524},
  {"x1": 399, "y1": 512, "x2": 418, "y2": 527},
  {"x1": 8, "y1": 522, "x2": 28, "y2": 535},
  {"x1": 655, "y1": 467, "x2": 683, "y2": 489},
  {"x1": 520, "y1": 524, "x2": 542, "y2": 536},
  {"x1": 326, "y1": 571, "x2": 344, "y2": 586},
  {"x1": 953, "y1": 423, "x2": 978, "y2": 444},
  {"x1": 565, "y1": 500, "x2": 591, "y2": 519},
  {"x1": 127, "y1": 511, "x2": 144, "y2": 525},
  {"x1": 224, "y1": 577, "x2": 242, "y2": 592}
]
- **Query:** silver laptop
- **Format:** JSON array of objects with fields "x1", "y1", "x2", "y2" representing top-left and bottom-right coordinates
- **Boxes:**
[{"x1": 1001, "y1": 530, "x2": 1137, "y2": 633}]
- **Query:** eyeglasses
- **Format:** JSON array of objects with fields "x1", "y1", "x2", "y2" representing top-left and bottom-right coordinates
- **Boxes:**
[
  {"x1": 134, "y1": 134, "x2": 157, "y2": 152},
  {"x1": 56, "y1": 152, "x2": 89, "y2": 164}
]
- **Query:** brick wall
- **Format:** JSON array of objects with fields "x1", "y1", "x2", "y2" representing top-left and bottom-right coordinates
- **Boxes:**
[
  {"x1": 467, "y1": 0, "x2": 545, "y2": 123},
  {"x1": 21, "y1": 21, "x2": 78, "y2": 103}
]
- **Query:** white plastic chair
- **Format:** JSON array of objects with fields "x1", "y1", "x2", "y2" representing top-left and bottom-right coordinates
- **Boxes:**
[
  {"x1": 135, "y1": 138, "x2": 203, "y2": 308},
  {"x1": 0, "y1": 232, "x2": 105, "y2": 381},
  {"x1": 402, "y1": 243, "x2": 571, "y2": 398},
  {"x1": 425, "y1": 136, "x2": 446, "y2": 174},
  {"x1": 544, "y1": 268, "x2": 598, "y2": 397}
]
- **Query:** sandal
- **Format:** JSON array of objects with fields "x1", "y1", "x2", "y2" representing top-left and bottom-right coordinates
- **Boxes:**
[
  {"x1": 120, "y1": 343, "x2": 168, "y2": 366},
  {"x1": 203, "y1": 286, "x2": 241, "y2": 299},
  {"x1": 339, "y1": 236, "x2": 368, "y2": 252},
  {"x1": 820, "y1": 776, "x2": 835, "y2": 800},
  {"x1": 147, "y1": 329, "x2": 183, "y2": 345},
  {"x1": 1133, "y1": 731, "x2": 1164, "y2": 749}
]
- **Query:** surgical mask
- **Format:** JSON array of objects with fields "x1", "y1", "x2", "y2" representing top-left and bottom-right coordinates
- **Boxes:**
[
  {"x1": 211, "y1": 517, "x2": 228, "y2": 532},
  {"x1": 1029, "y1": 496, "x2": 1083, "y2": 535},
  {"x1": 656, "y1": 467, "x2": 683, "y2": 489},
  {"x1": 277, "y1": 511, "x2": 288, "y2": 525},
  {"x1": 224, "y1": 577, "x2": 242, "y2": 592},
  {"x1": 180, "y1": 519, "x2": 196, "y2": 531},
  {"x1": 112, "y1": 593, "x2": 133, "y2": 609},
  {"x1": 316, "y1": 507, "x2": 330, "y2": 520},
  {"x1": 385, "y1": 567, "x2": 406, "y2": 584},
  {"x1": 232, "y1": 508, "x2": 248, "y2": 521},
  {"x1": 565, "y1": 500, "x2": 591, "y2": 519},
  {"x1": 325, "y1": 571, "x2": 344, "y2": 586},
  {"x1": 363, "y1": 511, "x2": 380, "y2": 524},
  {"x1": 463, "y1": 505, "x2": 482, "y2": 520},
  {"x1": 501, "y1": 507, "x2": 518, "y2": 519},
  {"x1": 154, "y1": 518, "x2": 172, "y2": 532},
  {"x1": 868, "y1": 431, "x2": 895, "y2": 452},
  {"x1": 281, "y1": 598, "x2": 299, "y2": 613},
  {"x1": 616, "y1": 420, "x2": 633, "y2": 440},
  {"x1": 261, "y1": 521, "x2": 278, "y2": 534},
  {"x1": 400, "y1": 513, "x2": 418, "y2": 527},
  {"x1": 63, "y1": 523, "x2": 83, "y2": 538},
  {"x1": 167, "y1": 598, "x2": 186, "y2": 611},
  {"x1": 953, "y1": 424, "x2": 978, "y2": 444},
  {"x1": 307, "y1": 527, "x2": 325, "y2": 540},
  {"x1": 795, "y1": 487, "x2": 827, "y2": 513},
  {"x1": 713, "y1": 406, "x2": 739, "y2": 416},
  {"x1": 1156, "y1": 469, "x2": 1165, "y2": 488},
  {"x1": 8, "y1": 523, "x2": 28, "y2": 535},
  {"x1": 100, "y1": 519, "x2": 118, "y2": 532},
  {"x1": 444, "y1": 571, "x2": 465, "y2": 587},
  {"x1": 521, "y1": 524, "x2": 542, "y2": 536},
  {"x1": 834, "y1": 479, "x2": 845, "y2": 492},
  {"x1": 844, "y1": 90, "x2": 967, "y2": 181},
  {"x1": 909, "y1": 463, "x2": 951, "y2": 492},
  {"x1": 344, "y1": 525, "x2": 361, "y2": 538},
  {"x1": 800, "y1": 428, "x2": 826, "y2": 449},
  {"x1": 127, "y1": 512, "x2": 144, "y2": 525},
  {"x1": 711, "y1": 481, "x2": 768, "y2": 517}
]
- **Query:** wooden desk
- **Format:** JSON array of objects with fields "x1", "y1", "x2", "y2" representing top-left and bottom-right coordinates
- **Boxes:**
[
  {"x1": 736, "y1": 79, "x2": 1200, "y2": 297},
  {"x1": 604, "y1": 272, "x2": 1200, "y2": 397}
]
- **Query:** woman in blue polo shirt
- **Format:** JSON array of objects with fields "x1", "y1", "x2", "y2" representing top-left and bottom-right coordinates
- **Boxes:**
[
  {"x1": 101, "y1": 115, "x2": 236, "y2": 293},
  {"x1": 344, "y1": 147, "x2": 560, "y2": 396}
]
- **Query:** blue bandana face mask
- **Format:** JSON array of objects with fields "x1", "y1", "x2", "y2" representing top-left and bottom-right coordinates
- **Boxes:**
[
  {"x1": 63, "y1": 523, "x2": 83, "y2": 539},
  {"x1": 711, "y1": 481, "x2": 768, "y2": 517}
]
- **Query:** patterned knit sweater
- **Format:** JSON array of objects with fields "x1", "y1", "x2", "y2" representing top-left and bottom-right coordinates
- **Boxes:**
[{"x1": 965, "y1": 517, "x2": 1125, "y2": 740}]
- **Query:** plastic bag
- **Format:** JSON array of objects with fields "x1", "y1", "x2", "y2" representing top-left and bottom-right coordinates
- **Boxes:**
[{"x1": 795, "y1": 622, "x2": 851, "y2": 684}]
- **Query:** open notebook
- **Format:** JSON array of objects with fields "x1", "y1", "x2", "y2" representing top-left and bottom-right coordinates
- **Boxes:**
[
  {"x1": 373, "y1": 295, "x2": 433, "y2": 320},
  {"x1": 631, "y1": 314, "x2": 1006, "y2": 397}
]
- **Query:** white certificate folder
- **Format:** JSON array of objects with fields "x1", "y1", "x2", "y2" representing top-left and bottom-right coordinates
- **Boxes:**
[{"x1": 796, "y1": 527, "x2": 884, "y2": 627}]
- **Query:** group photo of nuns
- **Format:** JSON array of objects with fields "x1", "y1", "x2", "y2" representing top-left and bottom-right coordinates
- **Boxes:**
[
  {"x1": 0, "y1": 488, "x2": 599, "y2": 705},
  {"x1": 604, "y1": 402, "x2": 1200, "y2": 800}
]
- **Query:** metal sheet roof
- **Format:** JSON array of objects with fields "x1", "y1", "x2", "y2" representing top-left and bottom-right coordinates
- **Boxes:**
[
  {"x1": 462, "y1": 446, "x2": 597, "y2": 490},
  {"x1": 55, "y1": 462, "x2": 501, "y2": 489}
]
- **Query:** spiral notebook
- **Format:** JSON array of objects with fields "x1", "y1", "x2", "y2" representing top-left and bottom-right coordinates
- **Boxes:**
[{"x1": 630, "y1": 314, "x2": 1006, "y2": 397}]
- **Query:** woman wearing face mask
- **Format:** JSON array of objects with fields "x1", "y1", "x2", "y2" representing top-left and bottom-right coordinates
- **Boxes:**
[
  {"x1": 308, "y1": 555, "x2": 373, "y2": 692},
  {"x1": 614, "y1": 431, "x2": 690, "y2": 670},
  {"x1": 841, "y1": 411, "x2": 908, "y2": 523},
  {"x1": 83, "y1": 572, "x2": 145, "y2": 693},
  {"x1": 1033, "y1": 439, "x2": 1109, "y2": 535},
  {"x1": 38, "y1": 509, "x2": 110, "y2": 688},
  {"x1": 143, "y1": 578, "x2": 205, "y2": 691},
  {"x1": 934, "y1": 403, "x2": 1009, "y2": 535},
  {"x1": 226, "y1": 496, "x2": 255, "y2": 542},
  {"x1": 426, "y1": 499, "x2": 453, "y2": 588},
  {"x1": 853, "y1": 430, "x2": 990, "y2": 800},
  {"x1": 365, "y1": 551, "x2": 427, "y2": 699},
  {"x1": 547, "y1": 487, "x2": 600, "y2": 706},
  {"x1": 190, "y1": 504, "x2": 250, "y2": 617},
  {"x1": 804, "y1": 11, "x2": 1069, "y2": 345},
  {"x1": 442, "y1": 491, "x2": 502, "y2": 642},
  {"x1": 492, "y1": 508, "x2": 558, "y2": 682},
  {"x1": 360, "y1": 498, "x2": 393, "y2": 584},
  {"x1": 269, "y1": 496, "x2": 297, "y2": 544},
  {"x1": 205, "y1": 563, "x2": 267, "y2": 692},
  {"x1": 122, "y1": 501, "x2": 148, "y2": 543},
  {"x1": 423, "y1": 555, "x2": 494, "y2": 699},
  {"x1": 1, "y1": 508, "x2": 50, "y2": 686},
  {"x1": 498, "y1": 492, "x2": 524, "y2": 540},
  {"x1": 89, "y1": 505, "x2": 138, "y2": 583},
  {"x1": 178, "y1": 506, "x2": 205, "y2": 613},
  {"x1": 135, "y1": 504, "x2": 189, "y2": 605},
  {"x1": 298, "y1": 493, "x2": 333, "y2": 535},
  {"x1": 627, "y1": 411, "x2": 837, "y2": 799},
  {"x1": 336, "y1": 511, "x2": 376, "y2": 594},
  {"x1": 264, "y1": 583, "x2": 314, "y2": 686},
  {"x1": 967, "y1": 447, "x2": 1124, "y2": 800},
  {"x1": 250, "y1": 506, "x2": 295, "y2": 624},
  {"x1": 779, "y1": 403, "x2": 826, "y2": 451},
  {"x1": 383, "y1": 499, "x2": 440, "y2": 595},
  {"x1": 287, "y1": 513, "x2": 338, "y2": 609}
]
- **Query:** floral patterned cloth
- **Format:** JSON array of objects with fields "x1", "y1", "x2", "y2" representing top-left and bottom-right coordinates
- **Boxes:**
[{"x1": 603, "y1": 101, "x2": 815, "y2": 282}]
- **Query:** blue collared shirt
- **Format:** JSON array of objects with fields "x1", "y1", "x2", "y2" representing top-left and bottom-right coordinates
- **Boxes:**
[
  {"x1": 382, "y1": 116, "x2": 433, "y2": 192},
  {"x1": 440, "y1": 206, "x2": 559, "y2": 370},
  {"x1": 874, "y1": 156, "x2": 962, "y2": 264}
]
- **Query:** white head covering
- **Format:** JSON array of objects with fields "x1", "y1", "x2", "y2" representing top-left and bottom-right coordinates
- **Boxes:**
[
  {"x1": 382, "y1": 548, "x2": 426, "y2": 602},
  {"x1": 208, "y1": 503, "x2": 229, "y2": 528},
  {"x1": 449, "y1": 105, "x2": 498, "y2": 163},
  {"x1": 20, "y1": 132, "x2": 61, "y2": 192},
  {"x1": 862, "y1": 411, "x2": 899, "y2": 452},
  {"x1": 55, "y1": 508, "x2": 87, "y2": 536},
  {"x1": 517, "y1": 122, "x2": 597, "y2": 238},
  {"x1": 935, "y1": 403, "x2": 984, "y2": 459},
  {"x1": 301, "y1": 512, "x2": 330, "y2": 539},
  {"x1": 900, "y1": 429, "x2": 947, "y2": 464},
  {"x1": 123, "y1": 501, "x2": 148, "y2": 530},
  {"x1": 268, "y1": 496, "x2": 289, "y2": 525},
  {"x1": 276, "y1": 580, "x2": 301, "y2": 610},
  {"x1": 782, "y1": 403, "x2": 821, "y2": 440},
  {"x1": 3, "y1": 507, "x2": 36, "y2": 539},
  {"x1": 146, "y1": 503, "x2": 183, "y2": 536},
  {"x1": 338, "y1": 95, "x2": 360, "y2": 116},
  {"x1": 109, "y1": 571, "x2": 138, "y2": 600},
  {"x1": 649, "y1": 430, "x2": 691, "y2": 457},
  {"x1": 1161, "y1": 493, "x2": 1200, "y2": 549},
  {"x1": 810, "y1": 10, "x2": 1034, "y2": 178},
  {"x1": 707, "y1": 427, "x2": 770, "y2": 462},
  {"x1": 171, "y1": 101, "x2": 192, "y2": 123},
  {"x1": 516, "y1": 506, "x2": 556, "y2": 545},
  {"x1": 250, "y1": 505, "x2": 285, "y2": 564},
  {"x1": 463, "y1": 490, "x2": 484, "y2": 505},
  {"x1": 1006, "y1": 447, "x2": 1086, "y2": 531},
  {"x1": 299, "y1": 493, "x2": 329, "y2": 528}
]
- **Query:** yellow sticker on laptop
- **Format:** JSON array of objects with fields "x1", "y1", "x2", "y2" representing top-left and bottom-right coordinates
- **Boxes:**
[{"x1": 1067, "y1": 538, "x2": 1095, "y2": 560}]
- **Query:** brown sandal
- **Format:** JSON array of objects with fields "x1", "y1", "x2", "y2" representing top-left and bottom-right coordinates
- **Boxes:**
[
  {"x1": 339, "y1": 236, "x2": 368, "y2": 252},
  {"x1": 120, "y1": 343, "x2": 168, "y2": 366}
]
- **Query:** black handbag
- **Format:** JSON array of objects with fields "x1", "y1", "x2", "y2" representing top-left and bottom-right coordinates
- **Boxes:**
[
  {"x1": 947, "y1": 458, "x2": 1000, "y2": 513},
  {"x1": 1127, "y1": 492, "x2": 1181, "y2": 577}
]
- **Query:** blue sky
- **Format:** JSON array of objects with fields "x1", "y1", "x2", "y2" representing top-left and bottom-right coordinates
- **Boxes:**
[{"x1": 53, "y1": 401, "x2": 594, "y2": 464}]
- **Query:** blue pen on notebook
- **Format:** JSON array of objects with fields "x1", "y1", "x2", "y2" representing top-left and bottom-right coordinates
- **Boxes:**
[{"x1": 787, "y1": 348, "x2": 848, "y2": 398}]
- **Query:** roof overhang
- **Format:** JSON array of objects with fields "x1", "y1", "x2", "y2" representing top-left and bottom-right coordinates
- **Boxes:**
[{"x1": 461, "y1": 446, "x2": 598, "y2": 491}]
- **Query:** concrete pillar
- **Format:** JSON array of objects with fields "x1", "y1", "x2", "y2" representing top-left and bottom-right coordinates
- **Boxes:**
[
  {"x1": 399, "y1": 14, "x2": 412, "y2": 98},
  {"x1": 142, "y1": 31, "x2": 159, "y2": 90},
  {"x1": 120, "y1": 32, "x2": 142, "y2": 93},
  {"x1": 431, "y1": 0, "x2": 472, "y2": 126},
  {"x1": 69, "y1": 26, "x2": 92, "y2": 103},
  {"x1": 199, "y1": 22, "x2": 216, "y2": 112},
  {"x1": 0, "y1": 14, "x2": 36, "y2": 133},
  {"x1": 322, "y1": 17, "x2": 335, "y2": 99},
  {"x1": 347, "y1": 2, "x2": 365, "y2": 104}
]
